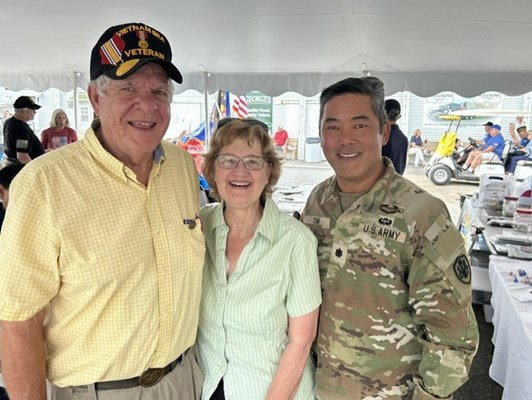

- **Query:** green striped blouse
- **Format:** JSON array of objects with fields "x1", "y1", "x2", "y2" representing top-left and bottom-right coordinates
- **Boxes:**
[{"x1": 197, "y1": 196, "x2": 322, "y2": 399}]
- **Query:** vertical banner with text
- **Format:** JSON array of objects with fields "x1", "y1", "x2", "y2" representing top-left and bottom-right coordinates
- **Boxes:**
[{"x1": 245, "y1": 91, "x2": 273, "y2": 133}]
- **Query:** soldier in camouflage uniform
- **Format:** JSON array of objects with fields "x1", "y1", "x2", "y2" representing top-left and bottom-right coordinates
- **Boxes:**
[{"x1": 302, "y1": 77, "x2": 479, "y2": 400}]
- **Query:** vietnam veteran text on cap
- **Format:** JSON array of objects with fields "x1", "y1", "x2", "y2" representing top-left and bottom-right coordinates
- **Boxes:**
[{"x1": 90, "y1": 22, "x2": 182, "y2": 83}]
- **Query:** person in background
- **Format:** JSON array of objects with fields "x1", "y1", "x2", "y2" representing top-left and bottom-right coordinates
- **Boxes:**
[
  {"x1": 273, "y1": 125, "x2": 289, "y2": 158},
  {"x1": 465, "y1": 121, "x2": 495, "y2": 164},
  {"x1": 0, "y1": 377, "x2": 6, "y2": 400},
  {"x1": 0, "y1": 159, "x2": 24, "y2": 400},
  {"x1": 0, "y1": 110, "x2": 11, "y2": 128},
  {"x1": 506, "y1": 123, "x2": 530, "y2": 171},
  {"x1": 302, "y1": 76, "x2": 479, "y2": 399},
  {"x1": 463, "y1": 124, "x2": 505, "y2": 173},
  {"x1": 0, "y1": 163, "x2": 24, "y2": 399},
  {"x1": 475, "y1": 121, "x2": 493, "y2": 147},
  {"x1": 40, "y1": 108, "x2": 78, "y2": 151},
  {"x1": 381, "y1": 98, "x2": 408, "y2": 174},
  {"x1": 197, "y1": 118, "x2": 321, "y2": 399},
  {"x1": 514, "y1": 115, "x2": 526, "y2": 130},
  {"x1": 409, "y1": 128, "x2": 425, "y2": 167},
  {"x1": 0, "y1": 163, "x2": 25, "y2": 232},
  {"x1": 2, "y1": 96, "x2": 45, "y2": 167},
  {"x1": 509, "y1": 123, "x2": 529, "y2": 150},
  {"x1": 0, "y1": 22, "x2": 204, "y2": 400},
  {"x1": 455, "y1": 137, "x2": 465, "y2": 152},
  {"x1": 507, "y1": 129, "x2": 532, "y2": 174},
  {"x1": 0, "y1": 163, "x2": 26, "y2": 400},
  {"x1": 0, "y1": 365, "x2": 7, "y2": 400}
]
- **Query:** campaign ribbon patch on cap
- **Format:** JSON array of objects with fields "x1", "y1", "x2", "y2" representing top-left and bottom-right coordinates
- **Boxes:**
[
  {"x1": 99, "y1": 33, "x2": 126, "y2": 66},
  {"x1": 90, "y1": 22, "x2": 183, "y2": 83}
]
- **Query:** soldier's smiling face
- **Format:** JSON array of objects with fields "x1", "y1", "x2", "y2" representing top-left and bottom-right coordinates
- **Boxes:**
[{"x1": 320, "y1": 93, "x2": 390, "y2": 193}]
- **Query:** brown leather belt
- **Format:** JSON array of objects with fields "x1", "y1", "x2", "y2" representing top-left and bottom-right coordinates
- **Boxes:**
[{"x1": 94, "y1": 351, "x2": 186, "y2": 390}]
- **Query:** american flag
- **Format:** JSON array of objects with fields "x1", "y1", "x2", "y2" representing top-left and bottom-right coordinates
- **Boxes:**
[{"x1": 232, "y1": 95, "x2": 248, "y2": 119}]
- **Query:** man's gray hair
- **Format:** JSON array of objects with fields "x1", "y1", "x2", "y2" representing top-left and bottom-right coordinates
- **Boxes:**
[{"x1": 90, "y1": 74, "x2": 175, "y2": 98}]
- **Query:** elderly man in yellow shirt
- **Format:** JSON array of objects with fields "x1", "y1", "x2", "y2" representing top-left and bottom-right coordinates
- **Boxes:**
[{"x1": 0, "y1": 23, "x2": 205, "y2": 400}]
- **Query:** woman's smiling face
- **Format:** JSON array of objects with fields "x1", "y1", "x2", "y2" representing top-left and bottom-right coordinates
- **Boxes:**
[{"x1": 214, "y1": 137, "x2": 271, "y2": 210}]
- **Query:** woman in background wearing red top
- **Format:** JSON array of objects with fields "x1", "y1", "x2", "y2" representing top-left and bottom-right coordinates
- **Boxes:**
[{"x1": 41, "y1": 108, "x2": 78, "y2": 151}]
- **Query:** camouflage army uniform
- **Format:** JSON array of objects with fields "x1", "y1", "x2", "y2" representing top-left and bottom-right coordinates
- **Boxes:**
[{"x1": 302, "y1": 160, "x2": 479, "y2": 400}]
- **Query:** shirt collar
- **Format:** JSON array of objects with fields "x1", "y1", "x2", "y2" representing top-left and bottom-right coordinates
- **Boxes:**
[
  {"x1": 83, "y1": 123, "x2": 165, "y2": 183},
  {"x1": 209, "y1": 195, "x2": 277, "y2": 244}
]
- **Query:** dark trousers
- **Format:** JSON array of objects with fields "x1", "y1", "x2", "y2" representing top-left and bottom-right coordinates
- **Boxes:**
[
  {"x1": 0, "y1": 387, "x2": 9, "y2": 400},
  {"x1": 210, "y1": 380, "x2": 225, "y2": 400}
]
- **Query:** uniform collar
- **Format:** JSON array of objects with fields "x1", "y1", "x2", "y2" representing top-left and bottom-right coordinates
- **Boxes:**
[{"x1": 321, "y1": 158, "x2": 397, "y2": 214}]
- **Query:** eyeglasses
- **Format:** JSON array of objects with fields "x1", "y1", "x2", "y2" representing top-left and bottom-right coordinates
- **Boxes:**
[
  {"x1": 216, "y1": 117, "x2": 269, "y2": 132},
  {"x1": 216, "y1": 154, "x2": 268, "y2": 170}
]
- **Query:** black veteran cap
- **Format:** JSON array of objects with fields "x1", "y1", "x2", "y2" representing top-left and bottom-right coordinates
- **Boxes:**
[
  {"x1": 90, "y1": 22, "x2": 183, "y2": 83},
  {"x1": 13, "y1": 96, "x2": 41, "y2": 110}
]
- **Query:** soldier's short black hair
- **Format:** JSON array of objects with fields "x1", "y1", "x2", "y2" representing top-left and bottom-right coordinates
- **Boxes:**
[{"x1": 319, "y1": 77, "x2": 388, "y2": 132}]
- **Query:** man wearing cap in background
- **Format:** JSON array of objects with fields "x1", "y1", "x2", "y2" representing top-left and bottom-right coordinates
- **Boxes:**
[
  {"x1": 506, "y1": 122, "x2": 531, "y2": 173},
  {"x1": 463, "y1": 123, "x2": 505, "y2": 173},
  {"x1": 474, "y1": 121, "x2": 493, "y2": 147},
  {"x1": 0, "y1": 22, "x2": 204, "y2": 400},
  {"x1": 509, "y1": 121, "x2": 529, "y2": 151},
  {"x1": 381, "y1": 98, "x2": 409, "y2": 175},
  {"x1": 2, "y1": 96, "x2": 45, "y2": 167}
]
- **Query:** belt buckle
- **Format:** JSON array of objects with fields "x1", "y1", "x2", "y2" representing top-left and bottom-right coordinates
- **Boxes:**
[{"x1": 139, "y1": 368, "x2": 165, "y2": 387}]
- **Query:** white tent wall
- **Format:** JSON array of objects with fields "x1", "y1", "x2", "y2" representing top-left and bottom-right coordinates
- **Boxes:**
[
  {"x1": 4, "y1": 71, "x2": 532, "y2": 99},
  {"x1": 3, "y1": 86, "x2": 532, "y2": 160},
  {"x1": 4, "y1": 0, "x2": 532, "y2": 154},
  {"x1": 180, "y1": 72, "x2": 532, "y2": 99},
  {"x1": 3, "y1": 0, "x2": 532, "y2": 96}
]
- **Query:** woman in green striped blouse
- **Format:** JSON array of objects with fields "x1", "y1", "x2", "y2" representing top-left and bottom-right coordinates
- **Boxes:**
[{"x1": 197, "y1": 118, "x2": 322, "y2": 399}]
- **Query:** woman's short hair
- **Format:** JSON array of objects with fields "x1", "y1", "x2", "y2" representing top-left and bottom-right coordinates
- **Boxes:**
[
  {"x1": 202, "y1": 119, "x2": 281, "y2": 201},
  {"x1": 49, "y1": 108, "x2": 70, "y2": 128}
]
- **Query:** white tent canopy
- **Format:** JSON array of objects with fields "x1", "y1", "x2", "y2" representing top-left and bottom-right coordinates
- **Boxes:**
[{"x1": 2, "y1": 0, "x2": 532, "y2": 96}]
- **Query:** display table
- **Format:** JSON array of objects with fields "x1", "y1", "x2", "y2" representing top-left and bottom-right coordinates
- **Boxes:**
[{"x1": 489, "y1": 255, "x2": 532, "y2": 400}]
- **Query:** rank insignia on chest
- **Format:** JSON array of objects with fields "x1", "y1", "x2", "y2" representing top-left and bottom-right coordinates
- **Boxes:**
[
  {"x1": 331, "y1": 243, "x2": 347, "y2": 266},
  {"x1": 453, "y1": 255, "x2": 471, "y2": 284}
]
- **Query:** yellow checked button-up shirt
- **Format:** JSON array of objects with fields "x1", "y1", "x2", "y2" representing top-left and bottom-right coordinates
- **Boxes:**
[{"x1": 0, "y1": 128, "x2": 205, "y2": 387}]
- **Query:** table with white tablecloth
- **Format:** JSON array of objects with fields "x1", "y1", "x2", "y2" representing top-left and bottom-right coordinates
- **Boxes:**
[{"x1": 489, "y1": 255, "x2": 532, "y2": 400}]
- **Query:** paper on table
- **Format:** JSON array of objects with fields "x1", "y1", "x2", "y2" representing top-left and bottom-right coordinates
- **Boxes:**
[
  {"x1": 507, "y1": 244, "x2": 532, "y2": 260},
  {"x1": 511, "y1": 290, "x2": 532, "y2": 303}
]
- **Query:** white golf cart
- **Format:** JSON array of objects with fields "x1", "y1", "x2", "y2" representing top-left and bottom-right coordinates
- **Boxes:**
[{"x1": 425, "y1": 110, "x2": 532, "y2": 185}]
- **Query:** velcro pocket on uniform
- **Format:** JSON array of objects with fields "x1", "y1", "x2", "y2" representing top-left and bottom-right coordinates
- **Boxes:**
[{"x1": 421, "y1": 214, "x2": 471, "y2": 305}]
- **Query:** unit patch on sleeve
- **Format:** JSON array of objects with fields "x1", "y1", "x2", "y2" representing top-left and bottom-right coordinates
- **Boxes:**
[{"x1": 453, "y1": 255, "x2": 472, "y2": 284}]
